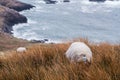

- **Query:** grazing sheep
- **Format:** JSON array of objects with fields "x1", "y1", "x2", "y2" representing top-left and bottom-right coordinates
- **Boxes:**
[
  {"x1": 0, "y1": 52, "x2": 4, "y2": 56},
  {"x1": 65, "y1": 42, "x2": 92, "y2": 63},
  {"x1": 16, "y1": 47, "x2": 27, "y2": 53}
]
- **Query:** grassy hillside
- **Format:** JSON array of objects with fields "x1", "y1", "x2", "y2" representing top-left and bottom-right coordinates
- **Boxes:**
[
  {"x1": 0, "y1": 32, "x2": 28, "y2": 51},
  {"x1": 0, "y1": 40, "x2": 120, "y2": 80}
]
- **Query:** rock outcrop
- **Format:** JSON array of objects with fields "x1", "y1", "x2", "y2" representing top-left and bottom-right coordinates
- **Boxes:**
[
  {"x1": 0, "y1": 0, "x2": 34, "y2": 11},
  {"x1": 0, "y1": 0, "x2": 34, "y2": 34},
  {"x1": 30, "y1": 39, "x2": 49, "y2": 43},
  {"x1": 0, "y1": 6, "x2": 27, "y2": 34},
  {"x1": 63, "y1": 0, "x2": 70, "y2": 2},
  {"x1": 0, "y1": 0, "x2": 34, "y2": 51},
  {"x1": 43, "y1": 0, "x2": 57, "y2": 4}
]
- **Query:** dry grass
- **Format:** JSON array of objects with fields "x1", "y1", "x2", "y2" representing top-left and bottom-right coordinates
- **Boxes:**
[{"x1": 0, "y1": 40, "x2": 120, "y2": 80}]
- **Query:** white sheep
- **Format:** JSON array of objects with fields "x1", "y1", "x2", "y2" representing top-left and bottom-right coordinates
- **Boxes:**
[
  {"x1": 16, "y1": 47, "x2": 27, "y2": 53},
  {"x1": 0, "y1": 52, "x2": 4, "y2": 56},
  {"x1": 65, "y1": 42, "x2": 92, "y2": 63}
]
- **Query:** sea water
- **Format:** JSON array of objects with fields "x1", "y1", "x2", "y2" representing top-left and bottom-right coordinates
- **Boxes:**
[{"x1": 13, "y1": 0, "x2": 120, "y2": 43}]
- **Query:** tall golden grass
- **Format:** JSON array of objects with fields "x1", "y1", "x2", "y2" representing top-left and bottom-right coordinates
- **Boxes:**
[{"x1": 0, "y1": 40, "x2": 120, "y2": 80}]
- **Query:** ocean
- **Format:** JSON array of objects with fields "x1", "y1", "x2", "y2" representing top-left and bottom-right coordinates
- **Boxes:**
[{"x1": 13, "y1": 0, "x2": 120, "y2": 43}]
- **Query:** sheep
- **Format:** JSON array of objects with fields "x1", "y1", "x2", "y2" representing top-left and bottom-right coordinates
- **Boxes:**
[
  {"x1": 0, "y1": 52, "x2": 4, "y2": 56},
  {"x1": 65, "y1": 42, "x2": 92, "y2": 63},
  {"x1": 16, "y1": 47, "x2": 27, "y2": 53}
]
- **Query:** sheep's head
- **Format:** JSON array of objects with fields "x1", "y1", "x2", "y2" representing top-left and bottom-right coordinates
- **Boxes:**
[
  {"x1": 75, "y1": 54, "x2": 92, "y2": 63},
  {"x1": 76, "y1": 54, "x2": 87, "y2": 62}
]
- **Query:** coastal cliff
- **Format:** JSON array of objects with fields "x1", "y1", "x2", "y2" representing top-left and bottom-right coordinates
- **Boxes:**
[
  {"x1": 0, "y1": 0, "x2": 34, "y2": 51},
  {"x1": 0, "y1": 0, "x2": 34, "y2": 11},
  {"x1": 0, "y1": 6, "x2": 27, "y2": 34}
]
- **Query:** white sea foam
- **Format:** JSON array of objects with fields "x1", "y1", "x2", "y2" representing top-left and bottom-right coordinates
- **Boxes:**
[
  {"x1": 45, "y1": 39, "x2": 63, "y2": 44},
  {"x1": 13, "y1": 19, "x2": 39, "y2": 40},
  {"x1": 105, "y1": 1, "x2": 120, "y2": 8},
  {"x1": 79, "y1": 0, "x2": 120, "y2": 13}
]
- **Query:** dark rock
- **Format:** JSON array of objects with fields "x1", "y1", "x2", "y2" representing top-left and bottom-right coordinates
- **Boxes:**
[
  {"x1": 0, "y1": 6, "x2": 27, "y2": 34},
  {"x1": 0, "y1": 0, "x2": 35, "y2": 12},
  {"x1": 30, "y1": 39, "x2": 46, "y2": 43},
  {"x1": 44, "y1": 0, "x2": 57, "y2": 4},
  {"x1": 0, "y1": 0, "x2": 34, "y2": 51},
  {"x1": 30, "y1": 39, "x2": 49, "y2": 43},
  {"x1": 44, "y1": 39, "x2": 49, "y2": 42},
  {"x1": 63, "y1": 0, "x2": 70, "y2": 2}
]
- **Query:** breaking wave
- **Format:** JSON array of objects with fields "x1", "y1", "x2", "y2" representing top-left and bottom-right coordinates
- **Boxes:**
[{"x1": 13, "y1": 0, "x2": 120, "y2": 43}]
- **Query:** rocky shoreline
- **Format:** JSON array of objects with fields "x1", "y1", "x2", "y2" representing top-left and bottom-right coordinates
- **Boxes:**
[
  {"x1": 0, "y1": 6, "x2": 27, "y2": 34},
  {"x1": 0, "y1": 0, "x2": 34, "y2": 51},
  {"x1": 0, "y1": 0, "x2": 34, "y2": 34},
  {"x1": 0, "y1": 0, "x2": 34, "y2": 11}
]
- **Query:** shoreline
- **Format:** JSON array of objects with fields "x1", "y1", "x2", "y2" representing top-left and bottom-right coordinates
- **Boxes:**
[
  {"x1": 0, "y1": 0, "x2": 34, "y2": 51},
  {"x1": 0, "y1": 0, "x2": 34, "y2": 34}
]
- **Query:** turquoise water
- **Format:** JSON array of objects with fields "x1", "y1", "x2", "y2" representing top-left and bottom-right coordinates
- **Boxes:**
[{"x1": 13, "y1": 0, "x2": 120, "y2": 43}]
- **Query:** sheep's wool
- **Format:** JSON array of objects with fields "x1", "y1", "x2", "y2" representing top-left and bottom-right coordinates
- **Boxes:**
[
  {"x1": 17, "y1": 47, "x2": 26, "y2": 53},
  {"x1": 65, "y1": 42, "x2": 92, "y2": 62}
]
